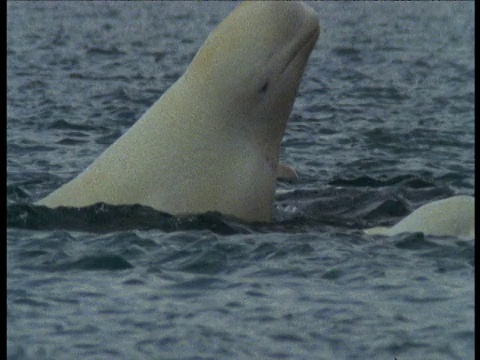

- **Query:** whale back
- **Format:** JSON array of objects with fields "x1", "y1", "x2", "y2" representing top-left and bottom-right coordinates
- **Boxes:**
[{"x1": 364, "y1": 195, "x2": 475, "y2": 239}]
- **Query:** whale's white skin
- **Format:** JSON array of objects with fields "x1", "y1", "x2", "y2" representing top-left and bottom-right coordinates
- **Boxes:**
[
  {"x1": 36, "y1": 2, "x2": 320, "y2": 222},
  {"x1": 364, "y1": 195, "x2": 475, "y2": 240}
]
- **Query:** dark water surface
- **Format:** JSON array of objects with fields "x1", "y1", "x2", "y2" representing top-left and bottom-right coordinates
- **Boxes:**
[{"x1": 7, "y1": 2, "x2": 474, "y2": 359}]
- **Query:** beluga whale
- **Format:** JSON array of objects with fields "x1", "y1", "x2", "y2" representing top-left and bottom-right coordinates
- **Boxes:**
[
  {"x1": 364, "y1": 195, "x2": 475, "y2": 240},
  {"x1": 36, "y1": 1, "x2": 320, "y2": 222}
]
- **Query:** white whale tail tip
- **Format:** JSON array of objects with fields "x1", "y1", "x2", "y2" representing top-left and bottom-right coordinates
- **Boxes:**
[{"x1": 277, "y1": 163, "x2": 299, "y2": 182}]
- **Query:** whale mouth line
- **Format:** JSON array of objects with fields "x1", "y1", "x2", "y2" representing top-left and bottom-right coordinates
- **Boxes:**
[{"x1": 282, "y1": 25, "x2": 319, "y2": 74}]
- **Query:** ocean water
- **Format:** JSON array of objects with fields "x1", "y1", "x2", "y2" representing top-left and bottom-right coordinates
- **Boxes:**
[{"x1": 7, "y1": 2, "x2": 474, "y2": 360}]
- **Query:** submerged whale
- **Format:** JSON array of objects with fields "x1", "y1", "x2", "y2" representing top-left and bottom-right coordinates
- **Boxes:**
[{"x1": 364, "y1": 195, "x2": 475, "y2": 240}]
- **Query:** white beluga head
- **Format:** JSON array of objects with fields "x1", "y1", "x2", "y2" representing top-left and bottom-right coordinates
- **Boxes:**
[
  {"x1": 35, "y1": 2, "x2": 320, "y2": 222},
  {"x1": 185, "y1": 1, "x2": 320, "y2": 144}
]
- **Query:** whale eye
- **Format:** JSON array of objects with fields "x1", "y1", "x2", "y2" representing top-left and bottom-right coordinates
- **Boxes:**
[{"x1": 259, "y1": 80, "x2": 269, "y2": 94}]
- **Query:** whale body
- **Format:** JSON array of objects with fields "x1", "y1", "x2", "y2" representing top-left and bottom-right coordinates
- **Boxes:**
[
  {"x1": 364, "y1": 195, "x2": 475, "y2": 240},
  {"x1": 36, "y1": 2, "x2": 320, "y2": 222}
]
